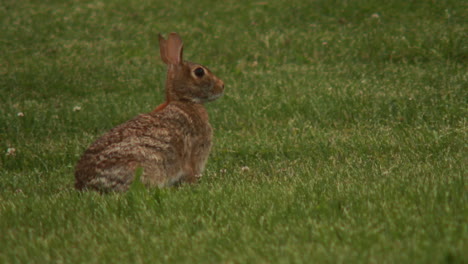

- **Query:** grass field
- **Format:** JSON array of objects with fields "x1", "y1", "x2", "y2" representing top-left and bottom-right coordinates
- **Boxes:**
[{"x1": 0, "y1": 0, "x2": 466, "y2": 263}]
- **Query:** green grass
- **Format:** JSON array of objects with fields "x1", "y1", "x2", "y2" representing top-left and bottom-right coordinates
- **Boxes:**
[{"x1": 0, "y1": 0, "x2": 466, "y2": 263}]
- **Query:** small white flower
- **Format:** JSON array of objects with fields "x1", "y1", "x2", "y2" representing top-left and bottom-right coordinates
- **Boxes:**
[
  {"x1": 371, "y1": 13, "x2": 380, "y2": 18},
  {"x1": 17, "y1": 112, "x2": 25, "y2": 117},
  {"x1": 73, "y1": 106, "x2": 82, "y2": 112},
  {"x1": 241, "y1": 166, "x2": 250, "y2": 172},
  {"x1": 6, "y1": 148, "x2": 16, "y2": 156},
  {"x1": 220, "y1": 169, "x2": 227, "y2": 174}
]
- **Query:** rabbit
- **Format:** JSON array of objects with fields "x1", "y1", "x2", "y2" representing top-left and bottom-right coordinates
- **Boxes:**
[{"x1": 74, "y1": 32, "x2": 224, "y2": 192}]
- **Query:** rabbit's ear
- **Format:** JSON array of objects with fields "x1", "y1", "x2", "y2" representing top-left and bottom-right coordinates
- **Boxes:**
[
  {"x1": 166, "y1": 33, "x2": 184, "y2": 65},
  {"x1": 158, "y1": 34, "x2": 170, "y2": 64}
]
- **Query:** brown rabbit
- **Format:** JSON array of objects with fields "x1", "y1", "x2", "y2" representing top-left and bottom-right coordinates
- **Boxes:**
[{"x1": 75, "y1": 32, "x2": 224, "y2": 192}]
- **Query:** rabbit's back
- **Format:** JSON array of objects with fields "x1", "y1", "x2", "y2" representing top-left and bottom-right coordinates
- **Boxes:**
[{"x1": 75, "y1": 102, "x2": 212, "y2": 192}]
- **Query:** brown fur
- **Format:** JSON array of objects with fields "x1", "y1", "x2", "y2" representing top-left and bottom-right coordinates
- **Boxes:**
[{"x1": 75, "y1": 33, "x2": 224, "y2": 192}]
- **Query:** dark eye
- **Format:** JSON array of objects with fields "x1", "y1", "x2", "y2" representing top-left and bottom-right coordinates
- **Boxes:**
[{"x1": 194, "y1": 67, "x2": 205, "y2": 78}]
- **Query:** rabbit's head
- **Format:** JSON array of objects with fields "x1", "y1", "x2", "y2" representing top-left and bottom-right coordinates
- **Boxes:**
[{"x1": 159, "y1": 33, "x2": 224, "y2": 103}]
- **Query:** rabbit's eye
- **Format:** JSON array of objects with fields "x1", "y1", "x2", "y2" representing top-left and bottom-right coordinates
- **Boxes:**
[{"x1": 194, "y1": 67, "x2": 205, "y2": 78}]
